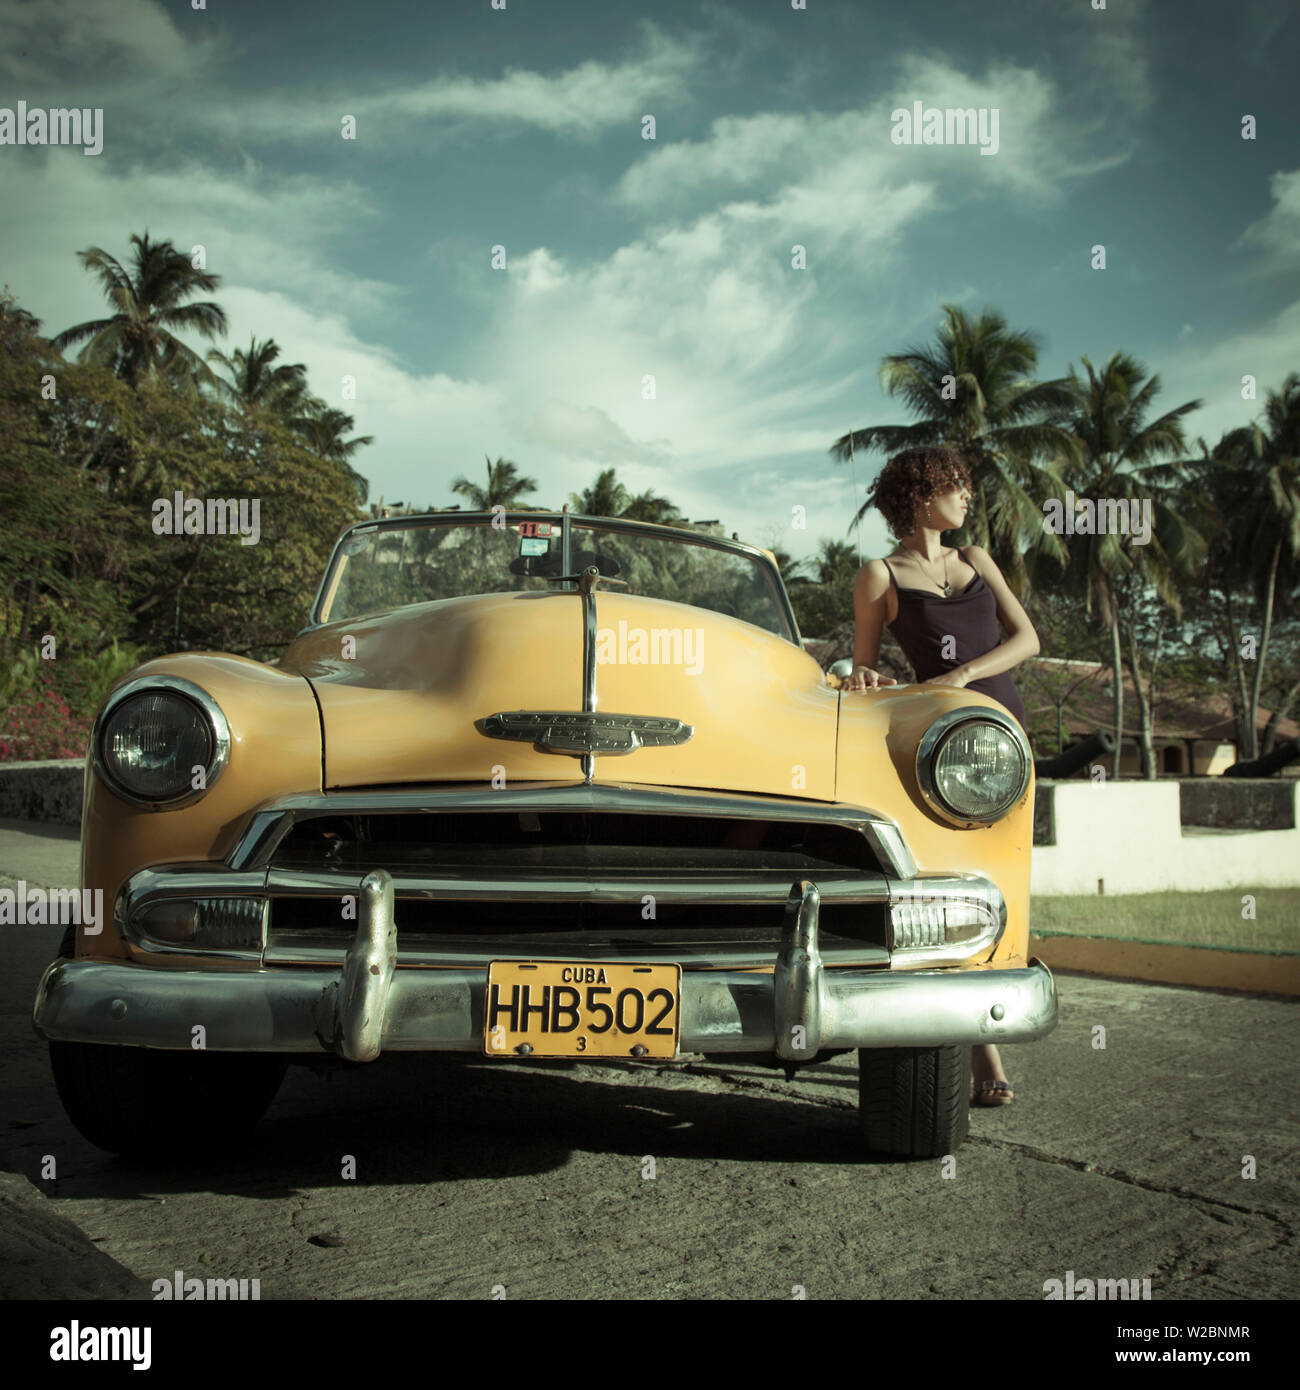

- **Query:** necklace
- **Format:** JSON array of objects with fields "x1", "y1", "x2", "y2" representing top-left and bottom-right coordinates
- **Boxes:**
[{"x1": 899, "y1": 544, "x2": 951, "y2": 596}]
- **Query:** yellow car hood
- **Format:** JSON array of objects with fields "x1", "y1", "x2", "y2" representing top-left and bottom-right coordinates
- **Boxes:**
[{"x1": 279, "y1": 590, "x2": 839, "y2": 800}]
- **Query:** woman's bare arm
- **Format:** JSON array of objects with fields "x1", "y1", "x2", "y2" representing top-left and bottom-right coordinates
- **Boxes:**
[
  {"x1": 958, "y1": 545, "x2": 1040, "y2": 682},
  {"x1": 845, "y1": 561, "x2": 899, "y2": 689}
]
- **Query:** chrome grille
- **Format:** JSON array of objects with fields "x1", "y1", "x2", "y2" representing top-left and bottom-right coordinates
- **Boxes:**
[{"x1": 221, "y1": 784, "x2": 913, "y2": 967}]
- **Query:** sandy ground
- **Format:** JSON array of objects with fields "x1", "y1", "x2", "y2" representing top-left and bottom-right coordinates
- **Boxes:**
[{"x1": 2, "y1": 821, "x2": 1297, "y2": 1301}]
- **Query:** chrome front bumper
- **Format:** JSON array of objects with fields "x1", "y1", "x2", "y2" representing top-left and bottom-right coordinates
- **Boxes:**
[{"x1": 33, "y1": 872, "x2": 1058, "y2": 1059}]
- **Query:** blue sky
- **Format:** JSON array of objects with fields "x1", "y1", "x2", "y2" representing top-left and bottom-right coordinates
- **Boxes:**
[{"x1": 2, "y1": 0, "x2": 1298, "y2": 564}]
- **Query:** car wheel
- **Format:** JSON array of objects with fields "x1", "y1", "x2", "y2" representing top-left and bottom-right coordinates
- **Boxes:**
[
  {"x1": 856, "y1": 1045, "x2": 971, "y2": 1157},
  {"x1": 49, "y1": 1041, "x2": 287, "y2": 1158}
]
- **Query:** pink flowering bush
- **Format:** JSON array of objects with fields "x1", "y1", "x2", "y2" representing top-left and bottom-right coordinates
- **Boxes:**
[{"x1": 0, "y1": 668, "x2": 93, "y2": 761}]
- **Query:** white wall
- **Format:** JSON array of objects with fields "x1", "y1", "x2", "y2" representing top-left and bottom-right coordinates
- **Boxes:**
[{"x1": 1030, "y1": 781, "x2": 1300, "y2": 894}]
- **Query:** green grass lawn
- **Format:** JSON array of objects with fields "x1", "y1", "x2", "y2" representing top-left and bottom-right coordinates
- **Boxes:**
[{"x1": 1030, "y1": 889, "x2": 1300, "y2": 953}]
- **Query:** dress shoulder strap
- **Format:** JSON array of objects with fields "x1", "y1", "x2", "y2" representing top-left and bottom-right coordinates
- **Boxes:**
[{"x1": 880, "y1": 556, "x2": 900, "y2": 592}]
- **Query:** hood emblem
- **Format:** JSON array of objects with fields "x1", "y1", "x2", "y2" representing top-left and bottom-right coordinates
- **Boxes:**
[{"x1": 480, "y1": 711, "x2": 693, "y2": 757}]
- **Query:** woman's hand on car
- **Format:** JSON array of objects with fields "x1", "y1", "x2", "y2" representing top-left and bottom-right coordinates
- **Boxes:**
[{"x1": 844, "y1": 665, "x2": 898, "y2": 693}]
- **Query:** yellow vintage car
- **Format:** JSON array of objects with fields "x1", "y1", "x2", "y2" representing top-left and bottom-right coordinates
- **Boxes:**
[{"x1": 33, "y1": 511, "x2": 1056, "y2": 1158}]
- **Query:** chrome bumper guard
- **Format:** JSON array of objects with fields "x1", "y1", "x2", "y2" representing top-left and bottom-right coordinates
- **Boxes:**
[{"x1": 33, "y1": 872, "x2": 1057, "y2": 1056}]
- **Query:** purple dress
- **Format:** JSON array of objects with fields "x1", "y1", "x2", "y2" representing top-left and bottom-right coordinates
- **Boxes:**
[{"x1": 881, "y1": 548, "x2": 1030, "y2": 739}]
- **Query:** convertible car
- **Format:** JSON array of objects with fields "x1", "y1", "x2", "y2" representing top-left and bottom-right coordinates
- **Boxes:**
[{"x1": 33, "y1": 510, "x2": 1057, "y2": 1158}]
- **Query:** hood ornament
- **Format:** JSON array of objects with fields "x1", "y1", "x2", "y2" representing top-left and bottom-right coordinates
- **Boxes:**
[
  {"x1": 484, "y1": 566, "x2": 691, "y2": 775},
  {"x1": 481, "y1": 711, "x2": 693, "y2": 756}
]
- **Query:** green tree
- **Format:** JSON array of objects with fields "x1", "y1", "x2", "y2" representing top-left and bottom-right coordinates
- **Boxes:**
[
  {"x1": 0, "y1": 291, "x2": 144, "y2": 673},
  {"x1": 123, "y1": 388, "x2": 361, "y2": 657},
  {"x1": 830, "y1": 304, "x2": 1082, "y2": 593},
  {"x1": 621, "y1": 488, "x2": 683, "y2": 524},
  {"x1": 52, "y1": 232, "x2": 227, "y2": 391},
  {"x1": 208, "y1": 336, "x2": 309, "y2": 416},
  {"x1": 288, "y1": 401, "x2": 372, "y2": 506},
  {"x1": 810, "y1": 537, "x2": 859, "y2": 586},
  {"x1": 570, "y1": 467, "x2": 627, "y2": 517},
  {"x1": 785, "y1": 538, "x2": 863, "y2": 639},
  {"x1": 1055, "y1": 352, "x2": 1205, "y2": 778},
  {"x1": 569, "y1": 467, "x2": 684, "y2": 524},
  {"x1": 452, "y1": 455, "x2": 539, "y2": 509},
  {"x1": 1212, "y1": 375, "x2": 1300, "y2": 756},
  {"x1": 768, "y1": 546, "x2": 810, "y2": 587}
]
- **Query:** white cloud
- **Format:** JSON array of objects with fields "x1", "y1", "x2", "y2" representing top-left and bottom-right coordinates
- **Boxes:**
[
  {"x1": 1237, "y1": 168, "x2": 1300, "y2": 270},
  {"x1": 446, "y1": 56, "x2": 1139, "y2": 551},
  {"x1": 617, "y1": 111, "x2": 831, "y2": 207},
  {"x1": 513, "y1": 401, "x2": 671, "y2": 467},
  {"x1": 355, "y1": 25, "x2": 699, "y2": 136},
  {"x1": 4, "y1": 8, "x2": 1265, "y2": 572},
  {"x1": 191, "y1": 22, "x2": 701, "y2": 146},
  {"x1": 216, "y1": 287, "x2": 520, "y2": 511},
  {"x1": 0, "y1": 8, "x2": 698, "y2": 151},
  {"x1": 619, "y1": 56, "x2": 1131, "y2": 229},
  {"x1": 0, "y1": 152, "x2": 394, "y2": 346},
  {"x1": 0, "y1": 0, "x2": 219, "y2": 86},
  {"x1": 1157, "y1": 296, "x2": 1300, "y2": 450}
]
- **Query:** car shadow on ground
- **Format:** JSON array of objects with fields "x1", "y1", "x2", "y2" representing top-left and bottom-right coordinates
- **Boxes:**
[{"x1": 42, "y1": 1052, "x2": 925, "y2": 1204}]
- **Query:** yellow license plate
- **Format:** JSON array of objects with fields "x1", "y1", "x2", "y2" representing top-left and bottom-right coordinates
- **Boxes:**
[{"x1": 483, "y1": 961, "x2": 681, "y2": 1059}]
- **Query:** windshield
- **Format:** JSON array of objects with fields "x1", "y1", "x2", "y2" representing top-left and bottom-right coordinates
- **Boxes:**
[{"x1": 316, "y1": 516, "x2": 796, "y2": 641}]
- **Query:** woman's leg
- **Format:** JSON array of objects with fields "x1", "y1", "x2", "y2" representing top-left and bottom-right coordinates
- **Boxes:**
[{"x1": 971, "y1": 1043, "x2": 1013, "y2": 1104}]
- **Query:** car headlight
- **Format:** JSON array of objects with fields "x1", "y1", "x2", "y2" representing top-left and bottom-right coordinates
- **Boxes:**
[
  {"x1": 93, "y1": 678, "x2": 231, "y2": 809},
  {"x1": 917, "y1": 709, "x2": 1031, "y2": 827}
]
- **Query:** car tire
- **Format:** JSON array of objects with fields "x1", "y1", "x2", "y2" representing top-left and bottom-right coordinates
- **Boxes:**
[
  {"x1": 49, "y1": 1041, "x2": 287, "y2": 1158},
  {"x1": 856, "y1": 1045, "x2": 971, "y2": 1157}
]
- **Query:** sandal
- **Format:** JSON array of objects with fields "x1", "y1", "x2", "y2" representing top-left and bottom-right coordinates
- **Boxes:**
[{"x1": 972, "y1": 1079, "x2": 1014, "y2": 1106}]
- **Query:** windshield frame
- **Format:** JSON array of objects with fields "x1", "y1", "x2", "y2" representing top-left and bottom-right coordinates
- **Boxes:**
[{"x1": 304, "y1": 510, "x2": 801, "y2": 645}]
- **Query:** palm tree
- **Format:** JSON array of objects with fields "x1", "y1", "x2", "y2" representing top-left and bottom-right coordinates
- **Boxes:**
[
  {"x1": 768, "y1": 546, "x2": 810, "y2": 586},
  {"x1": 567, "y1": 468, "x2": 684, "y2": 525},
  {"x1": 569, "y1": 467, "x2": 627, "y2": 517},
  {"x1": 1057, "y1": 352, "x2": 1205, "y2": 778},
  {"x1": 830, "y1": 304, "x2": 1082, "y2": 593},
  {"x1": 293, "y1": 403, "x2": 372, "y2": 459},
  {"x1": 622, "y1": 488, "x2": 685, "y2": 525},
  {"x1": 811, "y1": 537, "x2": 860, "y2": 587},
  {"x1": 52, "y1": 232, "x2": 227, "y2": 390},
  {"x1": 452, "y1": 455, "x2": 539, "y2": 510},
  {"x1": 293, "y1": 401, "x2": 373, "y2": 506},
  {"x1": 208, "y1": 336, "x2": 308, "y2": 416},
  {"x1": 1211, "y1": 374, "x2": 1300, "y2": 759}
]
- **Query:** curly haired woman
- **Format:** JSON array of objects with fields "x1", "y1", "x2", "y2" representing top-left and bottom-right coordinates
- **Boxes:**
[{"x1": 845, "y1": 444, "x2": 1039, "y2": 1106}]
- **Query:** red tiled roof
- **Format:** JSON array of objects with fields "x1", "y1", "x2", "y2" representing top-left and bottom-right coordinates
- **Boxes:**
[
  {"x1": 801, "y1": 630, "x2": 1299, "y2": 745},
  {"x1": 1019, "y1": 658, "x2": 1299, "y2": 742}
]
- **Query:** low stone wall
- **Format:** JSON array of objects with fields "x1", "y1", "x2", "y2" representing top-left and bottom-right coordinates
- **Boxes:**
[
  {"x1": 1032, "y1": 779, "x2": 1300, "y2": 893},
  {"x1": 0, "y1": 760, "x2": 83, "y2": 827},
  {"x1": 1036, "y1": 776, "x2": 1297, "y2": 845},
  {"x1": 1179, "y1": 777, "x2": 1296, "y2": 830}
]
